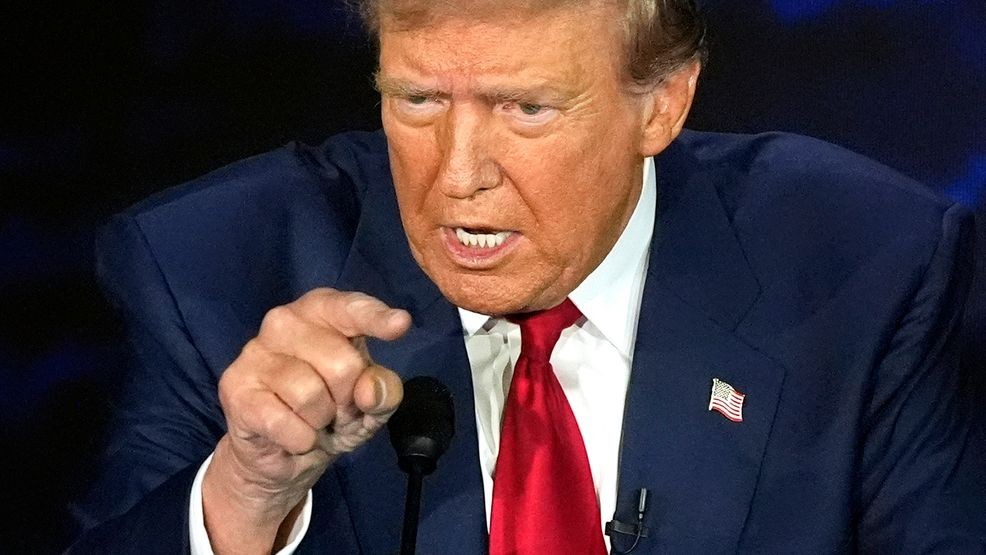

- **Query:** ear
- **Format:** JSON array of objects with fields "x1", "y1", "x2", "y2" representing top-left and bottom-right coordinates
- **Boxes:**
[{"x1": 637, "y1": 60, "x2": 701, "y2": 157}]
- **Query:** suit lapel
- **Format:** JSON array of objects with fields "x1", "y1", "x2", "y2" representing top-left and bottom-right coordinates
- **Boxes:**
[
  {"x1": 330, "y1": 170, "x2": 488, "y2": 554},
  {"x1": 319, "y1": 133, "x2": 786, "y2": 554},
  {"x1": 609, "y1": 151, "x2": 786, "y2": 554}
]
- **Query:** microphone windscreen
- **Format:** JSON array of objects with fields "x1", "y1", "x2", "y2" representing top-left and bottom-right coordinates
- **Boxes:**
[{"x1": 388, "y1": 376, "x2": 455, "y2": 471}]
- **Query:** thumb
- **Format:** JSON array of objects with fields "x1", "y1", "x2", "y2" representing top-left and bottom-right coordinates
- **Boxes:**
[
  {"x1": 353, "y1": 365, "x2": 404, "y2": 417},
  {"x1": 317, "y1": 366, "x2": 404, "y2": 458}
]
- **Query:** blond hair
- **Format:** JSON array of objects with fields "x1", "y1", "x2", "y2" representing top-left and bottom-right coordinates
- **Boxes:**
[{"x1": 351, "y1": 0, "x2": 707, "y2": 87}]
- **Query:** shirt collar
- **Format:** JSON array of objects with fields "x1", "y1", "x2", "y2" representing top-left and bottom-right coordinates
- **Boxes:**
[{"x1": 458, "y1": 157, "x2": 656, "y2": 355}]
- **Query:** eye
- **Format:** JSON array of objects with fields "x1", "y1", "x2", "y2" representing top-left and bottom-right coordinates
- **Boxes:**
[
  {"x1": 393, "y1": 94, "x2": 445, "y2": 120},
  {"x1": 398, "y1": 94, "x2": 438, "y2": 108},
  {"x1": 501, "y1": 101, "x2": 557, "y2": 126}
]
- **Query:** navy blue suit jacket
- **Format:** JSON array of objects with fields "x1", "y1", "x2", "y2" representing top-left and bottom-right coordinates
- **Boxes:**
[{"x1": 72, "y1": 130, "x2": 986, "y2": 553}]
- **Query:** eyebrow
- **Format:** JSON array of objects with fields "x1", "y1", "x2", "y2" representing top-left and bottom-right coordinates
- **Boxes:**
[
  {"x1": 374, "y1": 74, "x2": 445, "y2": 98},
  {"x1": 374, "y1": 73, "x2": 574, "y2": 106},
  {"x1": 483, "y1": 87, "x2": 544, "y2": 104}
]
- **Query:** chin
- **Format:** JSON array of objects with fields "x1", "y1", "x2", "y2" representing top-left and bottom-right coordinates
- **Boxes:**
[
  {"x1": 440, "y1": 284, "x2": 518, "y2": 316},
  {"x1": 433, "y1": 273, "x2": 534, "y2": 316},
  {"x1": 410, "y1": 243, "x2": 567, "y2": 315}
]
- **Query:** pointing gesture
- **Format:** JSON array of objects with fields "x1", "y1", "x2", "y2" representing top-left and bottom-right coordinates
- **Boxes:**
[{"x1": 202, "y1": 288, "x2": 410, "y2": 553}]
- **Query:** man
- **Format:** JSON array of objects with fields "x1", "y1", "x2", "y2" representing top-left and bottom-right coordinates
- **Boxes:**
[{"x1": 73, "y1": 0, "x2": 986, "y2": 553}]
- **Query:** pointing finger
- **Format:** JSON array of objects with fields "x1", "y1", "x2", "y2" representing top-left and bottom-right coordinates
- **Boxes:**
[
  {"x1": 297, "y1": 289, "x2": 412, "y2": 340},
  {"x1": 343, "y1": 297, "x2": 412, "y2": 340},
  {"x1": 258, "y1": 308, "x2": 367, "y2": 408}
]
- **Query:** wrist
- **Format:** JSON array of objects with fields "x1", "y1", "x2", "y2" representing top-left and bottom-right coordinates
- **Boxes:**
[{"x1": 201, "y1": 436, "x2": 307, "y2": 553}]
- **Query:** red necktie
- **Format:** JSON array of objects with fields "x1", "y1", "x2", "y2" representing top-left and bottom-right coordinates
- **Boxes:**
[{"x1": 489, "y1": 298, "x2": 607, "y2": 555}]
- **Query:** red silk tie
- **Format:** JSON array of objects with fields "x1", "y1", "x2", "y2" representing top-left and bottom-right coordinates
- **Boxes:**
[{"x1": 489, "y1": 298, "x2": 607, "y2": 555}]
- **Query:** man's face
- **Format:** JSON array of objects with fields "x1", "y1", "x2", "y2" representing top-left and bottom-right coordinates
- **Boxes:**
[{"x1": 378, "y1": 5, "x2": 678, "y2": 315}]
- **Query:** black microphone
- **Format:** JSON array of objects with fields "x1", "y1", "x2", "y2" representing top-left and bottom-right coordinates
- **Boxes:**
[
  {"x1": 387, "y1": 376, "x2": 455, "y2": 555},
  {"x1": 606, "y1": 488, "x2": 651, "y2": 553}
]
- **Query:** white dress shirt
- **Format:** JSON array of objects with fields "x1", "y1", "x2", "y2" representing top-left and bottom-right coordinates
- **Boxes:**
[{"x1": 189, "y1": 158, "x2": 656, "y2": 553}]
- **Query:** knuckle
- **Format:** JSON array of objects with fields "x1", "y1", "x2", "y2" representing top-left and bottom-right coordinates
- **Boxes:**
[
  {"x1": 219, "y1": 341, "x2": 271, "y2": 411},
  {"x1": 303, "y1": 287, "x2": 337, "y2": 300},
  {"x1": 319, "y1": 291, "x2": 351, "y2": 314},
  {"x1": 217, "y1": 370, "x2": 248, "y2": 414},
  {"x1": 260, "y1": 305, "x2": 296, "y2": 337},
  {"x1": 281, "y1": 373, "x2": 323, "y2": 407},
  {"x1": 301, "y1": 287, "x2": 340, "y2": 312},
  {"x1": 239, "y1": 338, "x2": 267, "y2": 362},
  {"x1": 346, "y1": 294, "x2": 383, "y2": 316},
  {"x1": 217, "y1": 374, "x2": 235, "y2": 410},
  {"x1": 322, "y1": 351, "x2": 365, "y2": 383},
  {"x1": 259, "y1": 405, "x2": 290, "y2": 439}
]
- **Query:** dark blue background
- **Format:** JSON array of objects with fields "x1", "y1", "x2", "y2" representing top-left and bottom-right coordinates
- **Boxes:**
[{"x1": 1, "y1": 1, "x2": 983, "y2": 552}]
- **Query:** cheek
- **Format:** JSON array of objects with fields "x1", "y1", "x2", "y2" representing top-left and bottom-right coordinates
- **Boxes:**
[
  {"x1": 520, "y1": 147, "x2": 637, "y2": 267},
  {"x1": 383, "y1": 104, "x2": 440, "y2": 172},
  {"x1": 386, "y1": 128, "x2": 441, "y2": 217},
  {"x1": 507, "y1": 134, "x2": 625, "y2": 225}
]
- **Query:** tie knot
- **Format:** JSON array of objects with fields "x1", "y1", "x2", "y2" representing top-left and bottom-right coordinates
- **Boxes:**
[{"x1": 507, "y1": 298, "x2": 583, "y2": 361}]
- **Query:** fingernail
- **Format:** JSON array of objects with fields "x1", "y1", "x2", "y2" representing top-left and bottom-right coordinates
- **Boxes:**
[{"x1": 373, "y1": 376, "x2": 388, "y2": 411}]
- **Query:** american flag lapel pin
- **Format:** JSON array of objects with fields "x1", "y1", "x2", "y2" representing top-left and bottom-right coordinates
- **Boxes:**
[{"x1": 709, "y1": 378, "x2": 745, "y2": 422}]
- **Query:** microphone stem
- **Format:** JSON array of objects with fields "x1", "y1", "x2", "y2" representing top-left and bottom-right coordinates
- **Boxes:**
[{"x1": 400, "y1": 469, "x2": 424, "y2": 555}]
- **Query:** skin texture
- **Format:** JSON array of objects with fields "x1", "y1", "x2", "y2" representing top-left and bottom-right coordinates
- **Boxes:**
[
  {"x1": 379, "y1": 4, "x2": 699, "y2": 315},
  {"x1": 202, "y1": 289, "x2": 409, "y2": 553},
  {"x1": 201, "y1": 4, "x2": 699, "y2": 552}
]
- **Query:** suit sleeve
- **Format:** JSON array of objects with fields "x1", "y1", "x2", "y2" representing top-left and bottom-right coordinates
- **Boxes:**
[
  {"x1": 68, "y1": 213, "x2": 226, "y2": 553},
  {"x1": 857, "y1": 202, "x2": 986, "y2": 552}
]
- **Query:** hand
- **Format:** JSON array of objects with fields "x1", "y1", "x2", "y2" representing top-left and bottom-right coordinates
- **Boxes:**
[{"x1": 201, "y1": 288, "x2": 410, "y2": 553}]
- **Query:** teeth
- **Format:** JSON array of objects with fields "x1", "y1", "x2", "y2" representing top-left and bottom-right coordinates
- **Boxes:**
[{"x1": 455, "y1": 228, "x2": 511, "y2": 248}]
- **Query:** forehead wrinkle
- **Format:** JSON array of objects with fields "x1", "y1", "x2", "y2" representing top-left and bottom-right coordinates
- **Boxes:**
[
  {"x1": 384, "y1": 44, "x2": 591, "y2": 102},
  {"x1": 384, "y1": 14, "x2": 582, "y2": 71},
  {"x1": 378, "y1": 8, "x2": 620, "y2": 105},
  {"x1": 381, "y1": 46, "x2": 488, "y2": 97}
]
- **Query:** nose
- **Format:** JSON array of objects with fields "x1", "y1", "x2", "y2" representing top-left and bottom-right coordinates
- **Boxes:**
[{"x1": 436, "y1": 105, "x2": 501, "y2": 199}]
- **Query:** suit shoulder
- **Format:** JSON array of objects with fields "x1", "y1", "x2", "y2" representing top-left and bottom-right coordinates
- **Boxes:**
[
  {"x1": 664, "y1": 130, "x2": 971, "y2": 333},
  {"x1": 111, "y1": 130, "x2": 391, "y2": 265},
  {"x1": 668, "y1": 129, "x2": 963, "y2": 239},
  {"x1": 99, "y1": 130, "x2": 392, "y2": 334},
  {"x1": 123, "y1": 130, "x2": 389, "y2": 219}
]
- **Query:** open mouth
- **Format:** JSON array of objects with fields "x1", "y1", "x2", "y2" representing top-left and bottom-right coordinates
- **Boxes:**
[{"x1": 454, "y1": 227, "x2": 514, "y2": 248}]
